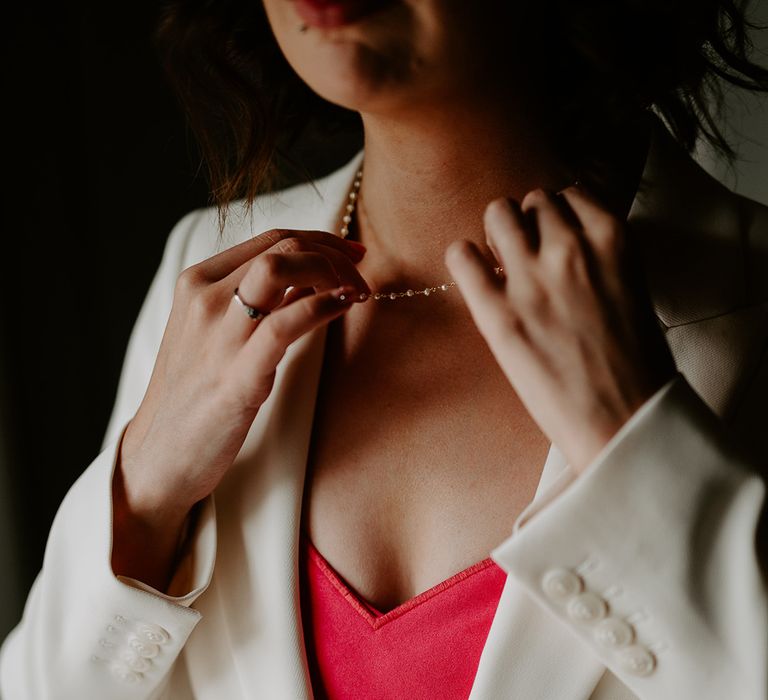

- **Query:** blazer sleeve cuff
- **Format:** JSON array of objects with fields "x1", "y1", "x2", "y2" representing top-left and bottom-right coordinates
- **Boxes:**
[
  {"x1": 0, "y1": 421, "x2": 218, "y2": 698},
  {"x1": 114, "y1": 498, "x2": 216, "y2": 608},
  {"x1": 510, "y1": 373, "x2": 679, "y2": 534},
  {"x1": 108, "y1": 421, "x2": 217, "y2": 608},
  {"x1": 490, "y1": 371, "x2": 767, "y2": 698}
]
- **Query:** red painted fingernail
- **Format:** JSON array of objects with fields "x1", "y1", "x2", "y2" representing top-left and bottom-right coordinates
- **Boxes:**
[{"x1": 345, "y1": 240, "x2": 367, "y2": 253}]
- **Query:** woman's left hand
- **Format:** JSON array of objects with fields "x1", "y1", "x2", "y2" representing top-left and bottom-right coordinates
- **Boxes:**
[{"x1": 444, "y1": 186, "x2": 678, "y2": 475}]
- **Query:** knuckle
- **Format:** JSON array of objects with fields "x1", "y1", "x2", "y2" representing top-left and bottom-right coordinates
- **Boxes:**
[
  {"x1": 175, "y1": 266, "x2": 206, "y2": 296},
  {"x1": 273, "y1": 236, "x2": 304, "y2": 255},
  {"x1": 254, "y1": 252, "x2": 284, "y2": 279},
  {"x1": 256, "y1": 228, "x2": 288, "y2": 248},
  {"x1": 303, "y1": 249, "x2": 331, "y2": 269},
  {"x1": 299, "y1": 250, "x2": 339, "y2": 284},
  {"x1": 316, "y1": 253, "x2": 340, "y2": 277},
  {"x1": 188, "y1": 286, "x2": 219, "y2": 318},
  {"x1": 516, "y1": 280, "x2": 547, "y2": 312},
  {"x1": 546, "y1": 239, "x2": 581, "y2": 272},
  {"x1": 595, "y1": 220, "x2": 624, "y2": 254}
]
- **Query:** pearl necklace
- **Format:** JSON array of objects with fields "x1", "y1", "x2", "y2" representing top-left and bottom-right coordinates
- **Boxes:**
[{"x1": 338, "y1": 164, "x2": 505, "y2": 301}]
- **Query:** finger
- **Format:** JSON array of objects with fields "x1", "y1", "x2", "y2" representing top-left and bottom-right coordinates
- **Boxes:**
[
  {"x1": 236, "y1": 237, "x2": 369, "y2": 294},
  {"x1": 190, "y1": 228, "x2": 367, "y2": 283},
  {"x1": 520, "y1": 188, "x2": 586, "y2": 258},
  {"x1": 274, "y1": 285, "x2": 315, "y2": 310},
  {"x1": 484, "y1": 198, "x2": 536, "y2": 272},
  {"x1": 444, "y1": 239, "x2": 508, "y2": 342},
  {"x1": 239, "y1": 285, "x2": 362, "y2": 372},
  {"x1": 520, "y1": 189, "x2": 593, "y2": 276},
  {"x1": 302, "y1": 242, "x2": 371, "y2": 295},
  {"x1": 483, "y1": 197, "x2": 543, "y2": 300},
  {"x1": 557, "y1": 186, "x2": 641, "y2": 304},
  {"x1": 558, "y1": 185, "x2": 626, "y2": 260},
  {"x1": 219, "y1": 251, "x2": 356, "y2": 344}
]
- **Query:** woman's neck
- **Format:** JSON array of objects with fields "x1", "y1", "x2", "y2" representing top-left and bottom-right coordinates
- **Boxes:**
[{"x1": 351, "y1": 102, "x2": 650, "y2": 308}]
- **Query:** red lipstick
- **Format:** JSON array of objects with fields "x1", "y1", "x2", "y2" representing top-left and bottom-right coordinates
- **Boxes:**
[{"x1": 293, "y1": 0, "x2": 394, "y2": 29}]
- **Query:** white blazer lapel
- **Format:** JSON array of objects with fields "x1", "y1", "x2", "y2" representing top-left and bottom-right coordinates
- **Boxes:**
[
  {"x1": 626, "y1": 117, "x2": 766, "y2": 420},
  {"x1": 187, "y1": 153, "x2": 364, "y2": 699}
]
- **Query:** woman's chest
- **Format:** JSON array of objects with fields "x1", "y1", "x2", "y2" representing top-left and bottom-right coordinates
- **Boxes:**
[{"x1": 300, "y1": 316, "x2": 552, "y2": 612}]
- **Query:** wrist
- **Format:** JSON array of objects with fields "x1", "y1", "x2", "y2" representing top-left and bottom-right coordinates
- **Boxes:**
[
  {"x1": 117, "y1": 439, "x2": 196, "y2": 525},
  {"x1": 111, "y1": 461, "x2": 196, "y2": 591}
]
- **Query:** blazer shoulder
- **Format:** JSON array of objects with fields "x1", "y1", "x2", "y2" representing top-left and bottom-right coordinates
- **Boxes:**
[{"x1": 173, "y1": 156, "x2": 363, "y2": 271}]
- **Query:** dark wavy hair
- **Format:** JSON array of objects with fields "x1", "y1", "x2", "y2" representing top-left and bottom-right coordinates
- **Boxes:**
[{"x1": 155, "y1": 0, "x2": 768, "y2": 218}]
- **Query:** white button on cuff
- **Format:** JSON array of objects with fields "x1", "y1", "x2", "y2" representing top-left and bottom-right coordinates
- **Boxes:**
[
  {"x1": 128, "y1": 636, "x2": 160, "y2": 659},
  {"x1": 566, "y1": 592, "x2": 608, "y2": 623},
  {"x1": 120, "y1": 649, "x2": 153, "y2": 673},
  {"x1": 110, "y1": 661, "x2": 143, "y2": 684},
  {"x1": 541, "y1": 568, "x2": 583, "y2": 603},
  {"x1": 594, "y1": 617, "x2": 634, "y2": 649},
  {"x1": 616, "y1": 645, "x2": 656, "y2": 677},
  {"x1": 136, "y1": 622, "x2": 171, "y2": 645}
]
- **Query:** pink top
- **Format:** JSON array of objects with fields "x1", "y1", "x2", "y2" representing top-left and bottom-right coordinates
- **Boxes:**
[{"x1": 299, "y1": 530, "x2": 507, "y2": 699}]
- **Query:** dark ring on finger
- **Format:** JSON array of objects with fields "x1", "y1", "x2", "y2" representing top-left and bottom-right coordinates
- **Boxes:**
[{"x1": 233, "y1": 287, "x2": 269, "y2": 321}]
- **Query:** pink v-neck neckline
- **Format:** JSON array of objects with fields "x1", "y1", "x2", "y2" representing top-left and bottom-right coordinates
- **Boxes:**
[{"x1": 300, "y1": 530, "x2": 500, "y2": 631}]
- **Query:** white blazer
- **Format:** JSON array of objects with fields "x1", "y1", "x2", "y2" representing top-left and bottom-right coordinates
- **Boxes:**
[{"x1": 1, "y1": 115, "x2": 766, "y2": 700}]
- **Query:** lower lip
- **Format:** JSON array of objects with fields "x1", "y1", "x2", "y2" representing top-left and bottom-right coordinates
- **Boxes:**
[{"x1": 293, "y1": 0, "x2": 393, "y2": 29}]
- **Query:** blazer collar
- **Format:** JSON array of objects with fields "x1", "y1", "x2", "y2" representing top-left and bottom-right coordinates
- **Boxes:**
[
  {"x1": 625, "y1": 115, "x2": 748, "y2": 328},
  {"x1": 214, "y1": 117, "x2": 751, "y2": 699}
]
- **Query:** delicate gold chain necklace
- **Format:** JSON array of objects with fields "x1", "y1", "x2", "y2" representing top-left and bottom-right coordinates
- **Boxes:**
[{"x1": 338, "y1": 164, "x2": 505, "y2": 301}]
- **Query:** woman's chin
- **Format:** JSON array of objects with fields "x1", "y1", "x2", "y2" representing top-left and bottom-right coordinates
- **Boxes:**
[
  {"x1": 288, "y1": 31, "x2": 418, "y2": 113},
  {"x1": 266, "y1": 0, "x2": 435, "y2": 113},
  {"x1": 304, "y1": 61, "x2": 400, "y2": 114}
]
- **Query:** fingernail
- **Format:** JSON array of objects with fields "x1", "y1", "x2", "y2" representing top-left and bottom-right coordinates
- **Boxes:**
[
  {"x1": 345, "y1": 240, "x2": 367, "y2": 254},
  {"x1": 332, "y1": 285, "x2": 357, "y2": 302}
]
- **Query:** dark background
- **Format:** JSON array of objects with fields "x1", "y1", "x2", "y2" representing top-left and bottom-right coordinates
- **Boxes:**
[
  {"x1": 1, "y1": 2, "x2": 210, "y2": 637},
  {"x1": 0, "y1": 0, "x2": 765, "y2": 645},
  {"x1": 0, "y1": 1, "x2": 361, "y2": 640}
]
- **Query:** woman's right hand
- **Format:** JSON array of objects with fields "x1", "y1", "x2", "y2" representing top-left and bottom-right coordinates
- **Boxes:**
[{"x1": 111, "y1": 228, "x2": 369, "y2": 589}]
